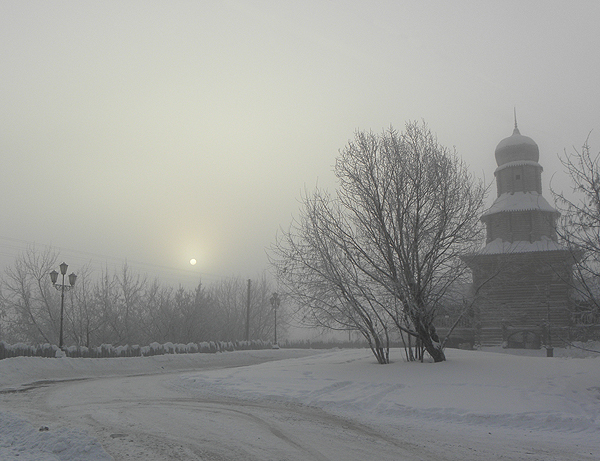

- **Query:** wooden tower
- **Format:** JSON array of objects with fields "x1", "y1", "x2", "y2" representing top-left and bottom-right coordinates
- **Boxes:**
[{"x1": 464, "y1": 121, "x2": 574, "y2": 347}]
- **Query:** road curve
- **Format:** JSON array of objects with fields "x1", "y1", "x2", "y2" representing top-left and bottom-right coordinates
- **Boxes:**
[{"x1": 1, "y1": 355, "x2": 425, "y2": 461}]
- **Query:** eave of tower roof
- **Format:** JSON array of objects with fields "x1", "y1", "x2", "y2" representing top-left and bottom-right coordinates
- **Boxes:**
[
  {"x1": 494, "y1": 160, "x2": 543, "y2": 175},
  {"x1": 474, "y1": 237, "x2": 567, "y2": 255},
  {"x1": 481, "y1": 191, "x2": 559, "y2": 218}
]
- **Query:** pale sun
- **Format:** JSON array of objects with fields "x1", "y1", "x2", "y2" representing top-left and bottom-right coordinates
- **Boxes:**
[{"x1": 189, "y1": 259, "x2": 197, "y2": 266}]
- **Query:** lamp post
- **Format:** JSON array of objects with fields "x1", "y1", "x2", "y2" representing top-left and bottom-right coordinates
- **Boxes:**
[
  {"x1": 270, "y1": 292, "x2": 280, "y2": 349},
  {"x1": 49, "y1": 262, "x2": 77, "y2": 349}
]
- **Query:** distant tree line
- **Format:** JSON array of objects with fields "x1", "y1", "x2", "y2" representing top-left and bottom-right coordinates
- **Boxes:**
[{"x1": 0, "y1": 246, "x2": 283, "y2": 348}]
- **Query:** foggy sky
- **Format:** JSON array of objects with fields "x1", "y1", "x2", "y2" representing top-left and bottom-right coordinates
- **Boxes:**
[{"x1": 1, "y1": 0, "x2": 599, "y2": 286}]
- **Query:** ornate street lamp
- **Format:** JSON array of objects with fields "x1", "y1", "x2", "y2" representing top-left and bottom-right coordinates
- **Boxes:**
[
  {"x1": 270, "y1": 292, "x2": 280, "y2": 349},
  {"x1": 49, "y1": 262, "x2": 77, "y2": 349}
]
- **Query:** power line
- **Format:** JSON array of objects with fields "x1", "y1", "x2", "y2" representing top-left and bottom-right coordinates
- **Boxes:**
[{"x1": 0, "y1": 235, "x2": 233, "y2": 286}]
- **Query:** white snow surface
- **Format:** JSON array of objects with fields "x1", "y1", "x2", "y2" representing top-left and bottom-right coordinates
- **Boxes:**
[
  {"x1": 496, "y1": 132, "x2": 539, "y2": 150},
  {"x1": 1, "y1": 345, "x2": 599, "y2": 460}
]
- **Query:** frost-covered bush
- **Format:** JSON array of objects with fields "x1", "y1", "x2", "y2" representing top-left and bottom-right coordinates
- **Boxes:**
[{"x1": 0, "y1": 338, "x2": 273, "y2": 360}]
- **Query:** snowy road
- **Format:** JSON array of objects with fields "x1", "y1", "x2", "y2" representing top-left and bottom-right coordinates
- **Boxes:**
[
  {"x1": 33, "y1": 373, "x2": 419, "y2": 460},
  {"x1": 1, "y1": 351, "x2": 425, "y2": 460}
]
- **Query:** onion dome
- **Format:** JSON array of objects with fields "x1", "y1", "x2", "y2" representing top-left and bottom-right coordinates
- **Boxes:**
[{"x1": 494, "y1": 124, "x2": 539, "y2": 166}]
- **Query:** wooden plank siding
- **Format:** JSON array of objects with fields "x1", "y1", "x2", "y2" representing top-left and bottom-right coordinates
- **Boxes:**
[
  {"x1": 469, "y1": 250, "x2": 574, "y2": 346},
  {"x1": 495, "y1": 164, "x2": 542, "y2": 196},
  {"x1": 487, "y1": 210, "x2": 556, "y2": 244}
]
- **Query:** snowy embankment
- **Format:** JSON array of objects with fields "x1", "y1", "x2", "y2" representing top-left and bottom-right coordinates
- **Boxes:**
[
  {"x1": 1, "y1": 345, "x2": 599, "y2": 460},
  {"x1": 173, "y1": 346, "x2": 600, "y2": 434}
]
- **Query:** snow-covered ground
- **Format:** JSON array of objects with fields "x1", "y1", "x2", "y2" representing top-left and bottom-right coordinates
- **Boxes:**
[{"x1": 1, "y1": 344, "x2": 599, "y2": 460}]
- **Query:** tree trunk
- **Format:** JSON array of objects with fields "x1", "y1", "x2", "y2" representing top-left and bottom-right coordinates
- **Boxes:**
[
  {"x1": 417, "y1": 323, "x2": 446, "y2": 362},
  {"x1": 425, "y1": 342, "x2": 446, "y2": 362}
]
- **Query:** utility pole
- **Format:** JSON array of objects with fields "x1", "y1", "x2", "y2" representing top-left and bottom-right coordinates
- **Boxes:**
[
  {"x1": 270, "y1": 292, "x2": 280, "y2": 348},
  {"x1": 245, "y1": 279, "x2": 251, "y2": 341}
]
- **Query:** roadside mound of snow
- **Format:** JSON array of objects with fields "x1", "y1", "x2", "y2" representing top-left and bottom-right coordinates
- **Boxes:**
[
  {"x1": 175, "y1": 348, "x2": 600, "y2": 436},
  {"x1": 0, "y1": 348, "x2": 317, "y2": 391}
]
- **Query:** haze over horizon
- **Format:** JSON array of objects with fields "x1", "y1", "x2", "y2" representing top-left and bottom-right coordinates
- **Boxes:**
[{"x1": 1, "y1": 0, "x2": 599, "y2": 287}]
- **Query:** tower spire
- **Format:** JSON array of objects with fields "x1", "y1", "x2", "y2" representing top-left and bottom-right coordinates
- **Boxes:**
[{"x1": 513, "y1": 107, "x2": 520, "y2": 135}]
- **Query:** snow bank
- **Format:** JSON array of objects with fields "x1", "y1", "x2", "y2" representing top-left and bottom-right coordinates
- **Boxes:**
[
  {"x1": 175, "y1": 347, "x2": 600, "y2": 436},
  {"x1": 0, "y1": 348, "x2": 302, "y2": 391}
]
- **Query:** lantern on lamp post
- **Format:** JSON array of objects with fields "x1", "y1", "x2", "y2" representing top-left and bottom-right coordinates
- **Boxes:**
[{"x1": 49, "y1": 262, "x2": 77, "y2": 349}]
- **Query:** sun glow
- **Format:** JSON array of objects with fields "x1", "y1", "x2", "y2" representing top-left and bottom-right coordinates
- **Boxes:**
[{"x1": 189, "y1": 259, "x2": 197, "y2": 266}]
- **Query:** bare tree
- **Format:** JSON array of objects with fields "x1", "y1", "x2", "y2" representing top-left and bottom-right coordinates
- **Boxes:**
[
  {"x1": 552, "y1": 138, "x2": 600, "y2": 324},
  {"x1": 169, "y1": 282, "x2": 214, "y2": 343},
  {"x1": 273, "y1": 189, "x2": 392, "y2": 363},
  {"x1": 0, "y1": 246, "x2": 58, "y2": 343},
  {"x1": 67, "y1": 264, "x2": 99, "y2": 348},
  {"x1": 93, "y1": 268, "x2": 121, "y2": 345},
  {"x1": 182, "y1": 281, "x2": 214, "y2": 343},
  {"x1": 273, "y1": 122, "x2": 486, "y2": 362},
  {"x1": 137, "y1": 279, "x2": 173, "y2": 343},
  {"x1": 210, "y1": 277, "x2": 247, "y2": 341},
  {"x1": 248, "y1": 274, "x2": 281, "y2": 342},
  {"x1": 210, "y1": 275, "x2": 278, "y2": 342}
]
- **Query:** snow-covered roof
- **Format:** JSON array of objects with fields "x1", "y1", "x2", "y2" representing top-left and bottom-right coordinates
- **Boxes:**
[
  {"x1": 494, "y1": 160, "x2": 542, "y2": 175},
  {"x1": 481, "y1": 191, "x2": 558, "y2": 217},
  {"x1": 476, "y1": 237, "x2": 566, "y2": 255},
  {"x1": 494, "y1": 127, "x2": 540, "y2": 166},
  {"x1": 495, "y1": 131, "x2": 538, "y2": 151}
]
